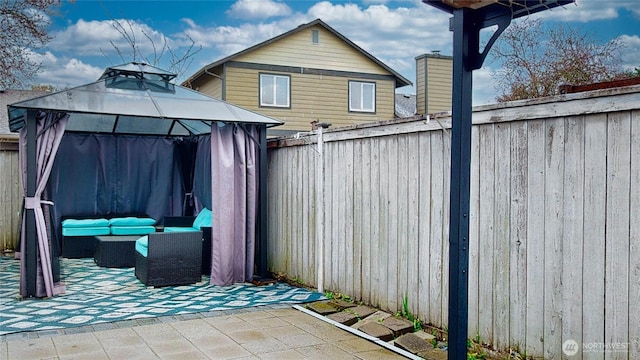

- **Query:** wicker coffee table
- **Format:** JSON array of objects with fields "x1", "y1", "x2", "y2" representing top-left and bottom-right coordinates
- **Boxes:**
[{"x1": 94, "y1": 235, "x2": 142, "y2": 268}]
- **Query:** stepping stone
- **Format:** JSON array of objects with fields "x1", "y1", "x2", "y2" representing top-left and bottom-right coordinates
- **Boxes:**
[
  {"x1": 381, "y1": 316, "x2": 414, "y2": 337},
  {"x1": 347, "y1": 305, "x2": 376, "y2": 319},
  {"x1": 306, "y1": 301, "x2": 338, "y2": 315},
  {"x1": 351, "y1": 310, "x2": 392, "y2": 330},
  {"x1": 413, "y1": 330, "x2": 437, "y2": 342},
  {"x1": 328, "y1": 299, "x2": 357, "y2": 311},
  {"x1": 358, "y1": 322, "x2": 394, "y2": 342},
  {"x1": 417, "y1": 348, "x2": 448, "y2": 360},
  {"x1": 394, "y1": 333, "x2": 431, "y2": 354},
  {"x1": 327, "y1": 311, "x2": 359, "y2": 326}
]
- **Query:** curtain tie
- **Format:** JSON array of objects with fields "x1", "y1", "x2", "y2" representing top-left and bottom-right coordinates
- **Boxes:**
[{"x1": 25, "y1": 197, "x2": 54, "y2": 209}]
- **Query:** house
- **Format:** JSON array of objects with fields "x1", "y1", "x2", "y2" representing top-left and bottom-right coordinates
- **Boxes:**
[{"x1": 183, "y1": 19, "x2": 412, "y2": 136}]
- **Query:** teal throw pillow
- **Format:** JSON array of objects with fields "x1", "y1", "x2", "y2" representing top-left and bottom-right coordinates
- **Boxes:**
[{"x1": 192, "y1": 208, "x2": 212, "y2": 229}]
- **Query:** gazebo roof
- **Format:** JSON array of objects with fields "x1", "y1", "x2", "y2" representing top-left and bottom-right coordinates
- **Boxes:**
[{"x1": 8, "y1": 62, "x2": 283, "y2": 136}]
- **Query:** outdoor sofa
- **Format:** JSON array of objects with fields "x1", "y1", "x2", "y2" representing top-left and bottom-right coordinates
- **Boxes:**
[{"x1": 61, "y1": 215, "x2": 156, "y2": 258}]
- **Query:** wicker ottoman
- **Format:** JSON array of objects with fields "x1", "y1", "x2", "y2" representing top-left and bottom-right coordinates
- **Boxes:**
[{"x1": 94, "y1": 236, "x2": 142, "y2": 267}]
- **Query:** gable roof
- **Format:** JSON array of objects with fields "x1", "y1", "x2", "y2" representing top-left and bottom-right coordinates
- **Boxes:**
[{"x1": 184, "y1": 19, "x2": 411, "y2": 88}]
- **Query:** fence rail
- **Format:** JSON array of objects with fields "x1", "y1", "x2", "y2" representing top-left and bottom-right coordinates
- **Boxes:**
[{"x1": 266, "y1": 86, "x2": 640, "y2": 359}]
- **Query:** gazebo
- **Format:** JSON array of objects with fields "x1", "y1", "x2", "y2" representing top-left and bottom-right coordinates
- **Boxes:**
[{"x1": 8, "y1": 63, "x2": 283, "y2": 298}]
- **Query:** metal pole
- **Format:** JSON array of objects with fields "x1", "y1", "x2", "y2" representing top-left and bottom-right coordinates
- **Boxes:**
[
  {"x1": 25, "y1": 109, "x2": 37, "y2": 297},
  {"x1": 258, "y1": 125, "x2": 269, "y2": 279},
  {"x1": 316, "y1": 126, "x2": 324, "y2": 293},
  {"x1": 448, "y1": 7, "x2": 474, "y2": 359}
]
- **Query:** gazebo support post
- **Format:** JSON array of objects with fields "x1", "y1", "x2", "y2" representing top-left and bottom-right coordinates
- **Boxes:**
[
  {"x1": 25, "y1": 109, "x2": 38, "y2": 297},
  {"x1": 256, "y1": 124, "x2": 271, "y2": 282},
  {"x1": 447, "y1": 8, "x2": 510, "y2": 359}
]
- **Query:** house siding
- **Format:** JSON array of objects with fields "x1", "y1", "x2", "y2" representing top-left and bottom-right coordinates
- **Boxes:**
[
  {"x1": 416, "y1": 54, "x2": 452, "y2": 115},
  {"x1": 235, "y1": 25, "x2": 389, "y2": 75},
  {"x1": 225, "y1": 66, "x2": 396, "y2": 132},
  {"x1": 188, "y1": 70, "x2": 223, "y2": 99}
]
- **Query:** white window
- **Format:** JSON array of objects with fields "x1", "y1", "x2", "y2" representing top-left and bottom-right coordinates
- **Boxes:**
[
  {"x1": 260, "y1": 74, "x2": 290, "y2": 108},
  {"x1": 311, "y1": 29, "x2": 319, "y2": 44},
  {"x1": 349, "y1": 81, "x2": 376, "y2": 113}
]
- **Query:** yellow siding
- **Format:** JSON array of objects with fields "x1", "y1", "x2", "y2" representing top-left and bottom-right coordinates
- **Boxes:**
[
  {"x1": 426, "y1": 57, "x2": 452, "y2": 113},
  {"x1": 416, "y1": 58, "x2": 426, "y2": 115},
  {"x1": 224, "y1": 67, "x2": 395, "y2": 132},
  {"x1": 235, "y1": 25, "x2": 388, "y2": 75},
  {"x1": 188, "y1": 72, "x2": 223, "y2": 99},
  {"x1": 415, "y1": 55, "x2": 452, "y2": 114}
]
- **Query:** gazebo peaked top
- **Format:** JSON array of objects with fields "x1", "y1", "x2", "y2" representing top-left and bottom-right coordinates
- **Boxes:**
[{"x1": 8, "y1": 62, "x2": 283, "y2": 136}]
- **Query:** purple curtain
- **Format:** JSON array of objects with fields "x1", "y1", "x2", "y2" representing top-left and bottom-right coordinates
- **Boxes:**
[
  {"x1": 210, "y1": 124, "x2": 258, "y2": 285},
  {"x1": 19, "y1": 111, "x2": 68, "y2": 298}
]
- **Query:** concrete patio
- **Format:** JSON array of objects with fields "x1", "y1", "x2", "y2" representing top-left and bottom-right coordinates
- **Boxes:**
[{"x1": 0, "y1": 305, "x2": 407, "y2": 359}]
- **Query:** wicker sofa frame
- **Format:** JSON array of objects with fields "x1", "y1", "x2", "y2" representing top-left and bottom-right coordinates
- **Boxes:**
[
  {"x1": 135, "y1": 231, "x2": 203, "y2": 287},
  {"x1": 163, "y1": 216, "x2": 212, "y2": 275}
]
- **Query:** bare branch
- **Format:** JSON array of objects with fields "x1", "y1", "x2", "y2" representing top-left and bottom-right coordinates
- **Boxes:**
[
  {"x1": 0, "y1": 0, "x2": 63, "y2": 88},
  {"x1": 490, "y1": 17, "x2": 626, "y2": 101}
]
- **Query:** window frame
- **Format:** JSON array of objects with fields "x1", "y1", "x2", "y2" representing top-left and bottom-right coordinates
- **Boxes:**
[
  {"x1": 348, "y1": 80, "x2": 376, "y2": 113},
  {"x1": 259, "y1": 73, "x2": 291, "y2": 108}
]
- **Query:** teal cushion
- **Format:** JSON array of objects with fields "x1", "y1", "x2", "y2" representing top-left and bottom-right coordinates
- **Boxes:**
[
  {"x1": 109, "y1": 217, "x2": 156, "y2": 226},
  {"x1": 62, "y1": 218, "x2": 110, "y2": 228},
  {"x1": 110, "y1": 226, "x2": 156, "y2": 235},
  {"x1": 62, "y1": 227, "x2": 110, "y2": 236},
  {"x1": 164, "y1": 226, "x2": 199, "y2": 233},
  {"x1": 135, "y1": 236, "x2": 148, "y2": 257},
  {"x1": 192, "y1": 208, "x2": 212, "y2": 229}
]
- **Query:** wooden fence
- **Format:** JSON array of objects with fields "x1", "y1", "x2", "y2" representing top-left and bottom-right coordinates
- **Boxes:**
[
  {"x1": 0, "y1": 137, "x2": 20, "y2": 252},
  {"x1": 266, "y1": 85, "x2": 640, "y2": 359}
]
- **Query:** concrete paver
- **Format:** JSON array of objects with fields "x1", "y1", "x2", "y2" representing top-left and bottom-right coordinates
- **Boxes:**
[{"x1": 0, "y1": 305, "x2": 407, "y2": 359}]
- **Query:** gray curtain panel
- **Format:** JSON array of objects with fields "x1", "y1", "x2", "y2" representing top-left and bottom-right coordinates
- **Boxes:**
[
  {"x1": 19, "y1": 111, "x2": 68, "y2": 298},
  {"x1": 47, "y1": 133, "x2": 185, "y2": 245},
  {"x1": 192, "y1": 135, "x2": 212, "y2": 212},
  {"x1": 210, "y1": 123, "x2": 259, "y2": 286}
]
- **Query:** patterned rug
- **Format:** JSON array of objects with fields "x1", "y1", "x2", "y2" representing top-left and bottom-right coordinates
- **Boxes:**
[{"x1": 0, "y1": 256, "x2": 324, "y2": 335}]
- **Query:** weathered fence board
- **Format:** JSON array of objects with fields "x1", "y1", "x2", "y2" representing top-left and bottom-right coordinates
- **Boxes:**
[
  {"x1": 509, "y1": 120, "x2": 528, "y2": 353},
  {"x1": 582, "y1": 113, "x2": 607, "y2": 360},
  {"x1": 605, "y1": 112, "x2": 631, "y2": 360},
  {"x1": 629, "y1": 110, "x2": 640, "y2": 356},
  {"x1": 525, "y1": 119, "x2": 546, "y2": 357},
  {"x1": 0, "y1": 145, "x2": 20, "y2": 252},
  {"x1": 266, "y1": 87, "x2": 640, "y2": 359},
  {"x1": 478, "y1": 124, "x2": 495, "y2": 343},
  {"x1": 562, "y1": 115, "x2": 585, "y2": 358}
]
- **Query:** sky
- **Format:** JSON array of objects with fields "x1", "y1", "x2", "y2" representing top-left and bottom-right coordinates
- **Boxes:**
[{"x1": 30, "y1": 0, "x2": 640, "y2": 106}]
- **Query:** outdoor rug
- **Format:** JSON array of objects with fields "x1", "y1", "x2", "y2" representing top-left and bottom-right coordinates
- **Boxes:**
[{"x1": 0, "y1": 256, "x2": 324, "y2": 335}]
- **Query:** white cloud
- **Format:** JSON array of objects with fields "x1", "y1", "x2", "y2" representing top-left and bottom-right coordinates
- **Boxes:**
[
  {"x1": 30, "y1": 51, "x2": 103, "y2": 89},
  {"x1": 616, "y1": 34, "x2": 640, "y2": 72},
  {"x1": 48, "y1": 19, "x2": 172, "y2": 63},
  {"x1": 226, "y1": 0, "x2": 292, "y2": 20},
  {"x1": 472, "y1": 66, "x2": 499, "y2": 106},
  {"x1": 537, "y1": 0, "x2": 640, "y2": 22},
  {"x1": 182, "y1": 20, "x2": 292, "y2": 56}
]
